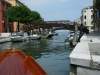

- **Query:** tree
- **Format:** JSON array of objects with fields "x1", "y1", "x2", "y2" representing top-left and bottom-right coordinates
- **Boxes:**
[
  {"x1": 4, "y1": 6, "x2": 31, "y2": 31},
  {"x1": 29, "y1": 11, "x2": 44, "y2": 23},
  {"x1": 95, "y1": 0, "x2": 100, "y2": 10}
]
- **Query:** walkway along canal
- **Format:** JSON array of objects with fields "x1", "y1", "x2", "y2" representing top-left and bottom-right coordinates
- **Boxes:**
[{"x1": 0, "y1": 30, "x2": 73, "y2": 75}]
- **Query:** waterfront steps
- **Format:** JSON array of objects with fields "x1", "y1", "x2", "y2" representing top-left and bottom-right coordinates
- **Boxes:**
[{"x1": 69, "y1": 33, "x2": 100, "y2": 75}]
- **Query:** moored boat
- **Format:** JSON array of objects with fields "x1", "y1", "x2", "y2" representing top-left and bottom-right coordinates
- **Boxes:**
[
  {"x1": 53, "y1": 32, "x2": 58, "y2": 35},
  {"x1": 10, "y1": 35, "x2": 27, "y2": 42},
  {"x1": 65, "y1": 33, "x2": 79, "y2": 45},
  {"x1": 41, "y1": 33, "x2": 52, "y2": 39},
  {"x1": 47, "y1": 32, "x2": 53, "y2": 38},
  {"x1": 41, "y1": 35, "x2": 48, "y2": 39},
  {"x1": 47, "y1": 34, "x2": 53, "y2": 38},
  {"x1": 0, "y1": 48, "x2": 47, "y2": 75},
  {"x1": 27, "y1": 34, "x2": 42, "y2": 40}
]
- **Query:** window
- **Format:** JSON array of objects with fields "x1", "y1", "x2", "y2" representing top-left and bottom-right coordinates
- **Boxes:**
[
  {"x1": 3, "y1": 22, "x2": 5, "y2": 28},
  {"x1": 2, "y1": 2, "x2": 4, "y2": 7},
  {"x1": 91, "y1": 10, "x2": 93, "y2": 12},
  {"x1": 16, "y1": 3, "x2": 19, "y2": 6},
  {"x1": 91, "y1": 21, "x2": 93, "y2": 25},
  {"x1": 85, "y1": 22, "x2": 86, "y2": 25},
  {"x1": 84, "y1": 15, "x2": 86, "y2": 19},
  {"x1": 91, "y1": 15, "x2": 93, "y2": 19},
  {"x1": 91, "y1": 26, "x2": 94, "y2": 29}
]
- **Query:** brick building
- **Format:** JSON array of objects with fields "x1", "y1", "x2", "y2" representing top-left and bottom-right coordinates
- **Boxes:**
[
  {"x1": 6, "y1": 0, "x2": 25, "y2": 32},
  {"x1": 0, "y1": 0, "x2": 13, "y2": 32}
]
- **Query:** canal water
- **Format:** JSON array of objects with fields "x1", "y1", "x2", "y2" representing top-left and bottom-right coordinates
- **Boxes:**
[{"x1": 0, "y1": 30, "x2": 73, "y2": 75}]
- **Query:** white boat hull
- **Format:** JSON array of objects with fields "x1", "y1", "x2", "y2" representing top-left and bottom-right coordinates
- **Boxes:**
[
  {"x1": 0, "y1": 37, "x2": 11, "y2": 43},
  {"x1": 28, "y1": 35, "x2": 41, "y2": 40},
  {"x1": 11, "y1": 36, "x2": 27, "y2": 42}
]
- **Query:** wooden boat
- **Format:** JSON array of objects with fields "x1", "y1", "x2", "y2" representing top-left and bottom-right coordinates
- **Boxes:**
[{"x1": 0, "y1": 48, "x2": 47, "y2": 75}]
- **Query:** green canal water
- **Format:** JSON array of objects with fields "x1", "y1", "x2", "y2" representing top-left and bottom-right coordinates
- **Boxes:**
[{"x1": 0, "y1": 30, "x2": 73, "y2": 75}]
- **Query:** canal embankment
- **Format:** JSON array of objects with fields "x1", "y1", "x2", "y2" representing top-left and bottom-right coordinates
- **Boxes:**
[{"x1": 69, "y1": 31, "x2": 100, "y2": 75}]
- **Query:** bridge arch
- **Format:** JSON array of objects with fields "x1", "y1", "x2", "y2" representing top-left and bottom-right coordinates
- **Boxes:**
[{"x1": 22, "y1": 20, "x2": 76, "y2": 32}]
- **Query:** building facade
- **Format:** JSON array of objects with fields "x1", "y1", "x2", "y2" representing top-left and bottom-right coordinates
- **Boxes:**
[
  {"x1": 81, "y1": 6, "x2": 93, "y2": 32},
  {"x1": 74, "y1": 18, "x2": 81, "y2": 27},
  {"x1": 0, "y1": 0, "x2": 13, "y2": 32},
  {"x1": 93, "y1": 0, "x2": 100, "y2": 32},
  {"x1": 6, "y1": 0, "x2": 24, "y2": 32}
]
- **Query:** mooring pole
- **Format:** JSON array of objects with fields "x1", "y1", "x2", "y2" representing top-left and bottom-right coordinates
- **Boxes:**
[{"x1": 73, "y1": 22, "x2": 78, "y2": 46}]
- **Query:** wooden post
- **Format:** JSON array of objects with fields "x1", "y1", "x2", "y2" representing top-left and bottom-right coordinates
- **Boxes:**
[{"x1": 73, "y1": 22, "x2": 78, "y2": 46}]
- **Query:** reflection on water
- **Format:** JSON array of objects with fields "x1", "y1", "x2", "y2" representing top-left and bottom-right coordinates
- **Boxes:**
[{"x1": 0, "y1": 30, "x2": 73, "y2": 75}]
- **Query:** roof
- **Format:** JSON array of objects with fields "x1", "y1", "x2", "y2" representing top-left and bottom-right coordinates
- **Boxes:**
[
  {"x1": 82, "y1": 6, "x2": 93, "y2": 12},
  {"x1": 2, "y1": 0, "x2": 12, "y2": 6}
]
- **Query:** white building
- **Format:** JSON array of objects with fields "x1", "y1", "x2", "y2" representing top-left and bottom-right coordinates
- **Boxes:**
[
  {"x1": 74, "y1": 18, "x2": 81, "y2": 26},
  {"x1": 81, "y1": 6, "x2": 93, "y2": 32}
]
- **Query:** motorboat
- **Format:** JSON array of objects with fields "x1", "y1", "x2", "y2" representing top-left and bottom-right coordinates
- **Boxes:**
[
  {"x1": 52, "y1": 32, "x2": 58, "y2": 35},
  {"x1": 47, "y1": 32, "x2": 53, "y2": 38},
  {"x1": 0, "y1": 33, "x2": 11, "y2": 43},
  {"x1": 65, "y1": 33, "x2": 79, "y2": 45},
  {"x1": 27, "y1": 34, "x2": 42, "y2": 40},
  {"x1": 41, "y1": 35, "x2": 48, "y2": 39},
  {"x1": 0, "y1": 48, "x2": 47, "y2": 75},
  {"x1": 10, "y1": 34, "x2": 27, "y2": 42}
]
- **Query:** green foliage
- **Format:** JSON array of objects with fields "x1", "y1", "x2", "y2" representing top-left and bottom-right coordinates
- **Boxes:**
[
  {"x1": 4, "y1": 6, "x2": 44, "y2": 24},
  {"x1": 4, "y1": 6, "x2": 31, "y2": 23},
  {"x1": 29, "y1": 11, "x2": 44, "y2": 23},
  {"x1": 95, "y1": 0, "x2": 100, "y2": 10}
]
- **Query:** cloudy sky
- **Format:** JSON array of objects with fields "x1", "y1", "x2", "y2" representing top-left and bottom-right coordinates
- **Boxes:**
[{"x1": 20, "y1": 0, "x2": 93, "y2": 21}]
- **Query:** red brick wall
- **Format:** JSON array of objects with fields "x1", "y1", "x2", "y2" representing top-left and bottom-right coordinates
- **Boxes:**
[
  {"x1": 0, "y1": 0, "x2": 13, "y2": 32},
  {"x1": 0, "y1": 0, "x2": 3, "y2": 32}
]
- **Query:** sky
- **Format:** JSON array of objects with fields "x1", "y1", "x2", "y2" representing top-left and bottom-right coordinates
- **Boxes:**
[{"x1": 20, "y1": 0, "x2": 93, "y2": 22}]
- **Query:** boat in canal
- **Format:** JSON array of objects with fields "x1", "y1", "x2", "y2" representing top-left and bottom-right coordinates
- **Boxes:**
[
  {"x1": 52, "y1": 32, "x2": 58, "y2": 35},
  {"x1": 0, "y1": 33, "x2": 11, "y2": 43},
  {"x1": 27, "y1": 34, "x2": 42, "y2": 40},
  {"x1": 65, "y1": 33, "x2": 79, "y2": 45},
  {"x1": 0, "y1": 48, "x2": 47, "y2": 75},
  {"x1": 10, "y1": 35, "x2": 27, "y2": 42},
  {"x1": 41, "y1": 35, "x2": 48, "y2": 39},
  {"x1": 47, "y1": 31, "x2": 53, "y2": 38},
  {"x1": 41, "y1": 34, "x2": 53, "y2": 39}
]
